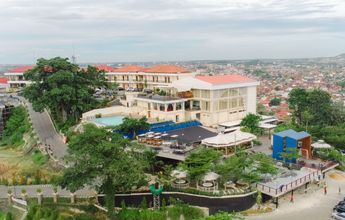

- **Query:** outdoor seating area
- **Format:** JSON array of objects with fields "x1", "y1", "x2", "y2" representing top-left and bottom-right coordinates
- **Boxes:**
[
  {"x1": 171, "y1": 169, "x2": 190, "y2": 189},
  {"x1": 197, "y1": 172, "x2": 220, "y2": 192}
]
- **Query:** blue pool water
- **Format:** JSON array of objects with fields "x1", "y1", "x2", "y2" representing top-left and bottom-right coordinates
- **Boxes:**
[{"x1": 94, "y1": 116, "x2": 125, "y2": 126}]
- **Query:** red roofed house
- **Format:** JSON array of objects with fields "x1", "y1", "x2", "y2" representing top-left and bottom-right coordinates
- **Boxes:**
[
  {"x1": 105, "y1": 64, "x2": 194, "y2": 90},
  {"x1": 94, "y1": 65, "x2": 114, "y2": 72},
  {"x1": 4, "y1": 66, "x2": 33, "y2": 90},
  {"x1": 133, "y1": 74, "x2": 259, "y2": 126},
  {"x1": 0, "y1": 77, "x2": 9, "y2": 92}
]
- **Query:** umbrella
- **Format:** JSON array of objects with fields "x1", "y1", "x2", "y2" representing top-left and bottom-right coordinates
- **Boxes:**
[
  {"x1": 171, "y1": 170, "x2": 187, "y2": 179},
  {"x1": 203, "y1": 172, "x2": 219, "y2": 182}
]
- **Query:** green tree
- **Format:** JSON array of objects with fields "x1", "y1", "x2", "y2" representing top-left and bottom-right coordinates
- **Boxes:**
[
  {"x1": 269, "y1": 98, "x2": 281, "y2": 106},
  {"x1": 301, "y1": 110, "x2": 313, "y2": 131},
  {"x1": 116, "y1": 116, "x2": 149, "y2": 138},
  {"x1": 288, "y1": 88, "x2": 308, "y2": 124},
  {"x1": 23, "y1": 57, "x2": 109, "y2": 130},
  {"x1": 256, "y1": 190, "x2": 262, "y2": 210},
  {"x1": 1, "y1": 106, "x2": 30, "y2": 146},
  {"x1": 216, "y1": 152, "x2": 277, "y2": 185},
  {"x1": 240, "y1": 113, "x2": 263, "y2": 135},
  {"x1": 180, "y1": 147, "x2": 221, "y2": 183},
  {"x1": 279, "y1": 148, "x2": 300, "y2": 164},
  {"x1": 59, "y1": 124, "x2": 147, "y2": 217}
]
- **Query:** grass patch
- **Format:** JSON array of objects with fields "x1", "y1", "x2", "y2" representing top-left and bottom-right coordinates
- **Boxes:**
[
  {"x1": 241, "y1": 206, "x2": 273, "y2": 216},
  {"x1": 31, "y1": 150, "x2": 49, "y2": 166}
]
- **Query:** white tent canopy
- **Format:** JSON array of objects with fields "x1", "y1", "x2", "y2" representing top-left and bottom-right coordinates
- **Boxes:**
[
  {"x1": 311, "y1": 140, "x2": 332, "y2": 149},
  {"x1": 171, "y1": 169, "x2": 187, "y2": 179},
  {"x1": 201, "y1": 130, "x2": 257, "y2": 148},
  {"x1": 203, "y1": 172, "x2": 220, "y2": 182}
]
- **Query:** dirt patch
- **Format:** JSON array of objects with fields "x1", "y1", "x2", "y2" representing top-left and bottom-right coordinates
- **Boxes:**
[{"x1": 329, "y1": 172, "x2": 345, "y2": 180}]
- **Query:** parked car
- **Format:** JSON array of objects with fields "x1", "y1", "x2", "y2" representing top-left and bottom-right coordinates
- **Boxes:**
[
  {"x1": 334, "y1": 205, "x2": 345, "y2": 213},
  {"x1": 332, "y1": 212, "x2": 345, "y2": 219}
]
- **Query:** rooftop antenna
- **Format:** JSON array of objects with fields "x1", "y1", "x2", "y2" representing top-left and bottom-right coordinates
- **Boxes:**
[{"x1": 71, "y1": 46, "x2": 77, "y2": 64}]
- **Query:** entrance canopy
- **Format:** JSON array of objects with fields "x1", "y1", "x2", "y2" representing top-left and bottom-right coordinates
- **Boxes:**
[{"x1": 201, "y1": 130, "x2": 256, "y2": 148}]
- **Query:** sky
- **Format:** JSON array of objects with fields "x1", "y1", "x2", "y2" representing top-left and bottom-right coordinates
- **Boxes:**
[{"x1": 0, "y1": 0, "x2": 345, "y2": 64}]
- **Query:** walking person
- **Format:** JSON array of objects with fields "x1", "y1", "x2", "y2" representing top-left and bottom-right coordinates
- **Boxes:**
[{"x1": 324, "y1": 184, "x2": 327, "y2": 195}]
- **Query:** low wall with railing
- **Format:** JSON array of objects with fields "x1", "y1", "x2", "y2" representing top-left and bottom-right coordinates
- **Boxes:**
[{"x1": 98, "y1": 191, "x2": 256, "y2": 215}]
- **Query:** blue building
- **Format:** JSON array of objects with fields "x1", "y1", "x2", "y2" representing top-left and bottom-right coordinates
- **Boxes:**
[{"x1": 272, "y1": 129, "x2": 311, "y2": 163}]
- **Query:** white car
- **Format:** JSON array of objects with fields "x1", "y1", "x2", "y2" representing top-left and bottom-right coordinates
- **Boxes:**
[{"x1": 332, "y1": 212, "x2": 345, "y2": 220}]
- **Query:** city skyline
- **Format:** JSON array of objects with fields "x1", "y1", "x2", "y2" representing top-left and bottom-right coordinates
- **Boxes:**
[{"x1": 1, "y1": 0, "x2": 345, "y2": 64}]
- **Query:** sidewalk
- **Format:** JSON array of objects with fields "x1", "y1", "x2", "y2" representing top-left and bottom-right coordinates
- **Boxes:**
[{"x1": 247, "y1": 170, "x2": 345, "y2": 220}]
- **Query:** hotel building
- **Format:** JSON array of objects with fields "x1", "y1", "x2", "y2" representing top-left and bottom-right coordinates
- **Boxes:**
[{"x1": 133, "y1": 74, "x2": 259, "y2": 126}]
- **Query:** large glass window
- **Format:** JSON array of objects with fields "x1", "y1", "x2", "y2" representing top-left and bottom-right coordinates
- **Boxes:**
[
  {"x1": 201, "y1": 90, "x2": 210, "y2": 99},
  {"x1": 219, "y1": 100, "x2": 228, "y2": 110},
  {"x1": 167, "y1": 104, "x2": 173, "y2": 112},
  {"x1": 239, "y1": 97, "x2": 245, "y2": 107},
  {"x1": 221, "y1": 89, "x2": 229, "y2": 98},
  {"x1": 153, "y1": 103, "x2": 158, "y2": 110},
  {"x1": 231, "y1": 98, "x2": 238, "y2": 108},
  {"x1": 201, "y1": 101, "x2": 210, "y2": 111},
  {"x1": 192, "y1": 89, "x2": 200, "y2": 98}
]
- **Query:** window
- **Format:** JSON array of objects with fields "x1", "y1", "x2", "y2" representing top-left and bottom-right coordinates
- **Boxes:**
[
  {"x1": 201, "y1": 101, "x2": 210, "y2": 111},
  {"x1": 219, "y1": 100, "x2": 228, "y2": 110},
  {"x1": 231, "y1": 98, "x2": 238, "y2": 108},
  {"x1": 176, "y1": 102, "x2": 182, "y2": 110},
  {"x1": 160, "y1": 104, "x2": 165, "y2": 111},
  {"x1": 201, "y1": 90, "x2": 210, "y2": 99},
  {"x1": 221, "y1": 89, "x2": 229, "y2": 98},
  {"x1": 167, "y1": 104, "x2": 173, "y2": 112},
  {"x1": 230, "y1": 89, "x2": 239, "y2": 96},
  {"x1": 153, "y1": 103, "x2": 158, "y2": 110},
  {"x1": 192, "y1": 89, "x2": 200, "y2": 98},
  {"x1": 239, "y1": 97, "x2": 245, "y2": 107}
]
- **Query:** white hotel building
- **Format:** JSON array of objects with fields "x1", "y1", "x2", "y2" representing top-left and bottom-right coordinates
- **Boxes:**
[{"x1": 4, "y1": 64, "x2": 259, "y2": 126}]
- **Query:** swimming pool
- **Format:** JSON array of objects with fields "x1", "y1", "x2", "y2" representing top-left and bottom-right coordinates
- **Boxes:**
[{"x1": 94, "y1": 116, "x2": 125, "y2": 126}]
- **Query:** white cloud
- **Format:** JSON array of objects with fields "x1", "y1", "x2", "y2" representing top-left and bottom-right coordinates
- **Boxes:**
[{"x1": 0, "y1": 0, "x2": 344, "y2": 63}]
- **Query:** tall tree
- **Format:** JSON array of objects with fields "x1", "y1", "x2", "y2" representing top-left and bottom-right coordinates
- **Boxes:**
[
  {"x1": 23, "y1": 57, "x2": 109, "y2": 128},
  {"x1": 180, "y1": 147, "x2": 221, "y2": 183},
  {"x1": 59, "y1": 124, "x2": 147, "y2": 217},
  {"x1": 288, "y1": 88, "x2": 308, "y2": 124}
]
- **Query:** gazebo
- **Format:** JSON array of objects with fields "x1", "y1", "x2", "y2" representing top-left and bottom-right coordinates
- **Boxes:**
[
  {"x1": 171, "y1": 169, "x2": 189, "y2": 189},
  {"x1": 197, "y1": 172, "x2": 219, "y2": 192},
  {"x1": 201, "y1": 130, "x2": 257, "y2": 155}
]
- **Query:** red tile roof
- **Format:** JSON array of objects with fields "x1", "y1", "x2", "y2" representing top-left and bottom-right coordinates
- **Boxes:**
[
  {"x1": 0, "y1": 78, "x2": 8, "y2": 84},
  {"x1": 145, "y1": 65, "x2": 189, "y2": 73},
  {"x1": 8, "y1": 66, "x2": 33, "y2": 73},
  {"x1": 114, "y1": 65, "x2": 146, "y2": 73},
  {"x1": 94, "y1": 65, "x2": 114, "y2": 72},
  {"x1": 195, "y1": 74, "x2": 256, "y2": 85}
]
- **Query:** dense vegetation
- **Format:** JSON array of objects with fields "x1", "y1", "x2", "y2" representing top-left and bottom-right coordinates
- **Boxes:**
[
  {"x1": 1, "y1": 106, "x2": 30, "y2": 147},
  {"x1": 180, "y1": 147, "x2": 277, "y2": 186},
  {"x1": 240, "y1": 113, "x2": 263, "y2": 135},
  {"x1": 23, "y1": 57, "x2": 109, "y2": 132},
  {"x1": 283, "y1": 88, "x2": 345, "y2": 149},
  {"x1": 59, "y1": 124, "x2": 148, "y2": 217},
  {"x1": 116, "y1": 199, "x2": 204, "y2": 220},
  {"x1": 26, "y1": 204, "x2": 104, "y2": 220}
]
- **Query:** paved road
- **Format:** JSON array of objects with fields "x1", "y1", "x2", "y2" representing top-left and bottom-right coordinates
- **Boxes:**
[
  {"x1": 26, "y1": 102, "x2": 67, "y2": 159},
  {"x1": 247, "y1": 171, "x2": 345, "y2": 220}
]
